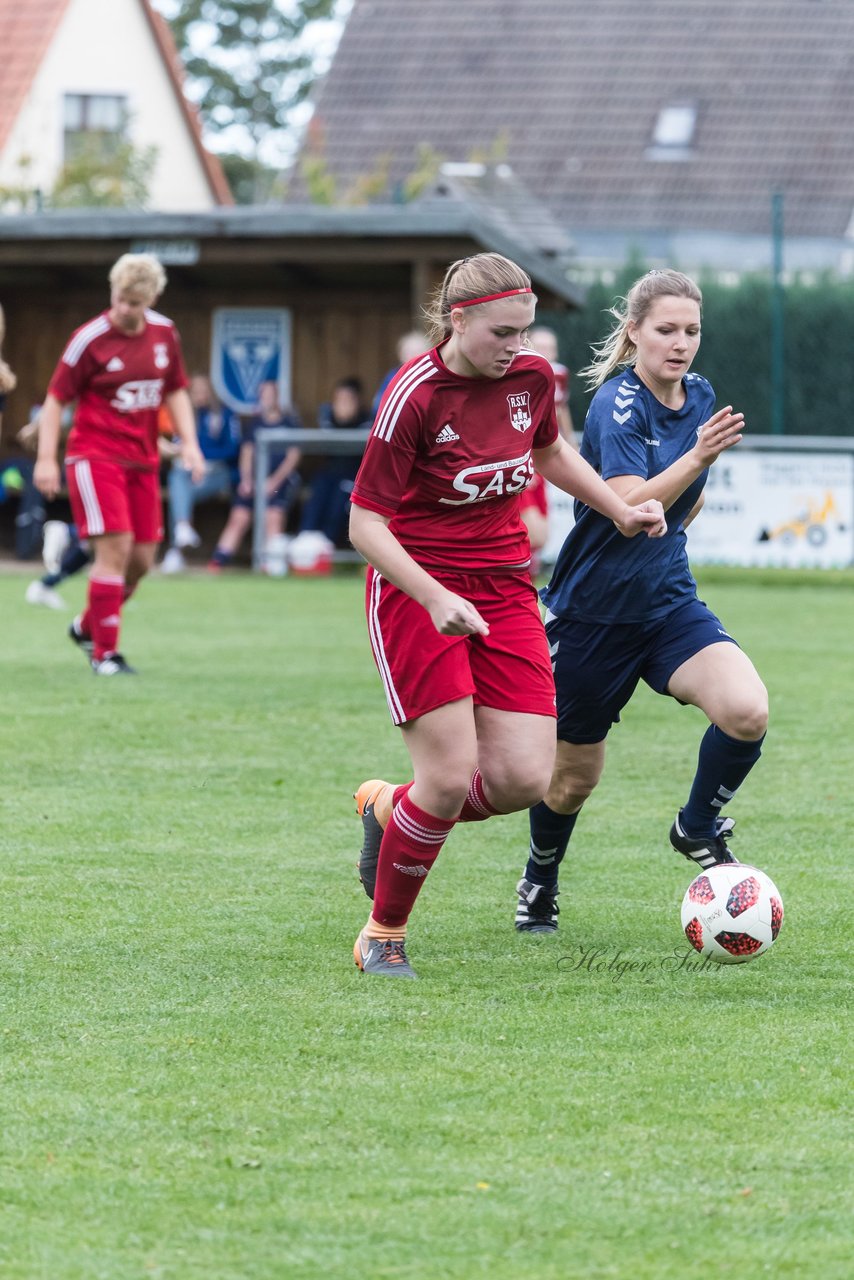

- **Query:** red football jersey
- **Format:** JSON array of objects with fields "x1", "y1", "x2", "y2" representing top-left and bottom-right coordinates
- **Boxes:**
[
  {"x1": 552, "y1": 361, "x2": 570, "y2": 407},
  {"x1": 352, "y1": 345, "x2": 559, "y2": 572},
  {"x1": 49, "y1": 309, "x2": 188, "y2": 470}
]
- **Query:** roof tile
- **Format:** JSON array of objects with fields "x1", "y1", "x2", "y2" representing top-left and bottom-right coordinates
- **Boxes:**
[
  {"x1": 0, "y1": 0, "x2": 230, "y2": 204},
  {"x1": 0, "y1": 0, "x2": 70, "y2": 152},
  {"x1": 290, "y1": 0, "x2": 854, "y2": 238}
]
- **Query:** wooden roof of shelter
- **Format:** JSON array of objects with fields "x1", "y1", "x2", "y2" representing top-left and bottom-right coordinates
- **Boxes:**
[
  {"x1": 0, "y1": 198, "x2": 582, "y2": 444},
  {"x1": 0, "y1": 199, "x2": 583, "y2": 306}
]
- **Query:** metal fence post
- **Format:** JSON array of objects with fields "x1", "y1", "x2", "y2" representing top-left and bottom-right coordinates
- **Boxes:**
[{"x1": 771, "y1": 191, "x2": 785, "y2": 436}]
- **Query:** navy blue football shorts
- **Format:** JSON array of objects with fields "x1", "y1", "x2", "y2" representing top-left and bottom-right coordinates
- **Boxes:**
[{"x1": 546, "y1": 596, "x2": 739, "y2": 744}]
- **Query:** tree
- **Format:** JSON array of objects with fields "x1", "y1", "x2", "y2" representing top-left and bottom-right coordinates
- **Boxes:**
[
  {"x1": 160, "y1": 0, "x2": 343, "y2": 202},
  {"x1": 50, "y1": 137, "x2": 158, "y2": 209}
]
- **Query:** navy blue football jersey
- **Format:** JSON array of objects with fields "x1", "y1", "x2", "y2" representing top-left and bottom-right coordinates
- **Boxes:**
[{"x1": 541, "y1": 369, "x2": 716, "y2": 624}]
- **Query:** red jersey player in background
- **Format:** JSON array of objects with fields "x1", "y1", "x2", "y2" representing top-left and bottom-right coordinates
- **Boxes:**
[
  {"x1": 529, "y1": 325, "x2": 576, "y2": 446},
  {"x1": 349, "y1": 252, "x2": 667, "y2": 979},
  {"x1": 34, "y1": 253, "x2": 203, "y2": 675},
  {"x1": 521, "y1": 326, "x2": 578, "y2": 574}
]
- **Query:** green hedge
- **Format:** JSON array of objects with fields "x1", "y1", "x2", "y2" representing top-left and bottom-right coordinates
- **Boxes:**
[{"x1": 539, "y1": 266, "x2": 854, "y2": 437}]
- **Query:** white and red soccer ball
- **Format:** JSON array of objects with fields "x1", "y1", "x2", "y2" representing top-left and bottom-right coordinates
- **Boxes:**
[{"x1": 681, "y1": 864, "x2": 784, "y2": 964}]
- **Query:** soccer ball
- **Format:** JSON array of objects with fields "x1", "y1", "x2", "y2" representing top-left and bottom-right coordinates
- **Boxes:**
[{"x1": 681, "y1": 864, "x2": 784, "y2": 964}]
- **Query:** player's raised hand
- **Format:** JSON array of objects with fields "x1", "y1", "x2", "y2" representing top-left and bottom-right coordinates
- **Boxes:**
[{"x1": 694, "y1": 406, "x2": 744, "y2": 465}]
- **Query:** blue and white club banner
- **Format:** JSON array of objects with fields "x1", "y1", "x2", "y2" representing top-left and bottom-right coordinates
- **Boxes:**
[{"x1": 211, "y1": 308, "x2": 292, "y2": 414}]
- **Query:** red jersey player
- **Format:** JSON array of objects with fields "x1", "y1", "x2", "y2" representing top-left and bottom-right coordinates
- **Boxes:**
[
  {"x1": 34, "y1": 253, "x2": 203, "y2": 675},
  {"x1": 349, "y1": 252, "x2": 666, "y2": 978},
  {"x1": 521, "y1": 327, "x2": 578, "y2": 574},
  {"x1": 529, "y1": 325, "x2": 576, "y2": 445}
]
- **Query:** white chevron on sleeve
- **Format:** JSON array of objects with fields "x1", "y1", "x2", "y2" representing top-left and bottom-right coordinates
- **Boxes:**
[
  {"x1": 612, "y1": 410, "x2": 632, "y2": 424},
  {"x1": 614, "y1": 395, "x2": 634, "y2": 409}
]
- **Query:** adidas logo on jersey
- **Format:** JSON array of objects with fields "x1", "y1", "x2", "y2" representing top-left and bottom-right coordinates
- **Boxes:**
[
  {"x1": 106, "y1": 357, "x2": 125, "y2": 372},
  {"x1": 435, "y1": 424, "x2": 459, "y2": 444}
]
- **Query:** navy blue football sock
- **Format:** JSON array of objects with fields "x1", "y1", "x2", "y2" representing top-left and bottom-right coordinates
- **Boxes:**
[
  {"x1": 43, "y1": 541, "x2": 91, "y2": 588},
  {"x1": 680, "y1": 725, "x2": 765, "y2": 839},
  {"x1": 525, "y1": 801, "x2": 579, "y2": 888},
  {"x1": 60, "y1": 542, "x2": 91, "y2": 581}
]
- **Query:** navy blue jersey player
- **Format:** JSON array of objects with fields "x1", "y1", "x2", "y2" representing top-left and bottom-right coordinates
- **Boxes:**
[{"x1": 515, "y1": 269, "x2": 768, "y2": 933}]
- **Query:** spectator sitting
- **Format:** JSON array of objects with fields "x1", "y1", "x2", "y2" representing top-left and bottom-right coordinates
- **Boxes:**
[
  {"x1": 0, "y1": 461, "x2": 24, "y2": 503},
  {"x1": 371, "y1": 330, "x2": 431, "y2": 415},
  {"x1": 0, "y1": 301, "x2": 16, "y2": 418},
  {"x1": 208, "y1": 380, "x2": 301, "y2": 572},
  {"x1": 161, "y1": 374, "x2": 242, "y2": 574},
  {"x1": 0, "y1": 301, "x2": 22, "y2": 527},
  {"x1": 0, "y1": 325, "x2": 52, "y2": 564},
  {"x1": 19, "y1": 406, "x2": 93, "y2": 607},
  {"x1": 298, "y1": 377, "x2": 372, "y2": 546}
]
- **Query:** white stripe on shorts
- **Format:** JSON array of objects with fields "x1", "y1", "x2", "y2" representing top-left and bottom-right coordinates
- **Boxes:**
[
  {"x1": 71, "y1": 459, "x2": 105, "y2": 536},
  {"x1": 367, "y1": 571, "x2": 406, "y2": 724}
]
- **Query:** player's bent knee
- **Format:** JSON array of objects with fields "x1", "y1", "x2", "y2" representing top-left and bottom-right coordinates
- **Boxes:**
[
  {"x1": 722, "y1": 691, "x2": 769, "y2": 741},
  {"x1": 420, "y1": 777, "x2": 471, "y2": 817},
  {"x1": 547, "y1": 770, "x2": 599, "y2": 811},
  {"x1": 489, "y1": 764, "x2": 554, "y2": 814}
]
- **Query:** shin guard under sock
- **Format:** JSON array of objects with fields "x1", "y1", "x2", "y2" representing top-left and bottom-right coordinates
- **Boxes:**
[
  {"x1": 525, "y1": 801, "x2": 578, "y2": 888},
  {"x1": 680, "y1": 725, "x2": 765, "y2": 838},
  {"x1": 372, "y1": 794, "x2": 455, "y2": 928},
  {"x1": 87, "y1": 576, "x2": 124, "y2": 660}
]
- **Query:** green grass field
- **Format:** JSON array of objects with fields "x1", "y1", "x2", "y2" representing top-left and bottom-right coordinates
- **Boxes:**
[{"x1": 1, "y1": 565, "x2": 851, "y2": 1279}]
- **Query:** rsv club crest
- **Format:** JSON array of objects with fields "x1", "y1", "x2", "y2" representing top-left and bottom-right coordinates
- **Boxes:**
[{"x1": 507, "y1": 391, "x2": 532, "y2": 432}]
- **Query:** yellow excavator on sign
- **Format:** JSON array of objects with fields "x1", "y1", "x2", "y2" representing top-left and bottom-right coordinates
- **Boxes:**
[{"x1": 758, "y1": 491, "x2": 845, "y2": 547}]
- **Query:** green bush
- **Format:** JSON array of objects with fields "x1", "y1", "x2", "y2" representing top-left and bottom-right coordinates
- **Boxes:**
[{"x1": 540, "y1": 268, "x2": 854, "y2": 437}]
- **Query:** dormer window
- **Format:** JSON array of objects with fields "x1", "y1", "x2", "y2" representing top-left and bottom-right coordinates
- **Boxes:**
[{"x1": 647, "y1": 103, "x2": 697, "y2": 161}]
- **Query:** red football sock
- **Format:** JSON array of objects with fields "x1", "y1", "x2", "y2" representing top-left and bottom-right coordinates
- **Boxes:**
[
  {"x1": 457, "y1": 768, "x2": 502, "y2": 822},
  {"x1": 87, "y1": 575, "x2": 124, "y2": 660},
  {"x1": 372, "y1": 794, "x2": 455, "y2": 928},
  {"x1": 392, "y1": 782, "x2": 413, "y2": 807},
  {"x1": 122, "y1": 582, "x2": 137, "y2": 604},
  {"x1": 388, "y1": 769, "x2": 499, "y2": 830}
]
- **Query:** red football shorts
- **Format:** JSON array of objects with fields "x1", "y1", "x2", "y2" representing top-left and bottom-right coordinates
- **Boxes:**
[
  {"x1": 67, "y1": 458, "x2": 163, "y2": 542},
  {"x1": 365, "y1": 566, "x2": 557, "y2": 725}
]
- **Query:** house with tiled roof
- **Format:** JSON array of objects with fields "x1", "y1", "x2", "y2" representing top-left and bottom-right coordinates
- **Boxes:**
[
  {"x1": 0, "y1": 0, "x2": 231, "y2": 211},
  {"x1": 291, "y1": 0, "x2": 854, "y2": 274}
]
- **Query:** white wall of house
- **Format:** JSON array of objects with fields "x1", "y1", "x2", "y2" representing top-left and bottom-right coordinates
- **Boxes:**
[{"x1": 0, "y1": 0, "x2": 216, "y2": 210}]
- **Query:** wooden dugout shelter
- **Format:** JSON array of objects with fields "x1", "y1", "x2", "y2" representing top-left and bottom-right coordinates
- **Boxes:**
[{"x1": 0, "y1": 197, "x2": 582, "y2": 452}]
